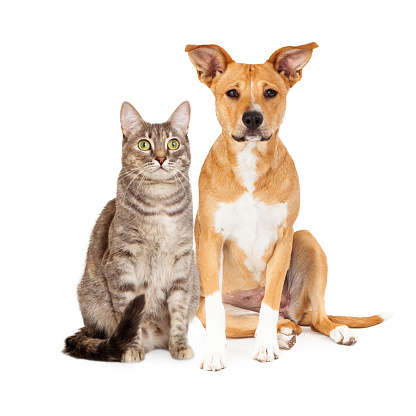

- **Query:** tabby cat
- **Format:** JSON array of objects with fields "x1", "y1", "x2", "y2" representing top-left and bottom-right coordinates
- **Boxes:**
[{"x1": 64, "y1": 101, "x2": 199, "y2": 362}]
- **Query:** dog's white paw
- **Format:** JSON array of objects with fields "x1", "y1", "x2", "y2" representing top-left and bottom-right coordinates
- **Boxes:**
[
  {"x1": 277, "y1": 327, "x2": 297, "y2": 350},
  {"x1": 253, "y1": 341, "x2": 279, "y2": 362},
  {"x1": 330, "y1": 325, "x2": 357, "y2": 345},
  {"x1": 201, "y1": 351, "x2": 227, "y2": 371},
  {"x1": 254, "y1": 304, "x2": 280, "y2": 362},
  {"x1": 253, "y1": 332, "x2": 280, "y2": 362}
]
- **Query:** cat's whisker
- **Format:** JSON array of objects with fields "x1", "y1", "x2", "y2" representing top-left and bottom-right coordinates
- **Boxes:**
[
  {"x1": 121, "y1": 170, "x2": 145, "y2": 204},
  {"x1": 135, "y1": 171, "x2": 148, "y2": 197},
  {"x1": 164, "y1": 162, "x2": 177, "y2": 173},
  {"x1": 174, "y1": 168, "x2": 191, "y2": 184},
  {"x1": 119, "y1": 167, "x2": 139, "y2": 177},
  {"x1": 174, "y1": 173, "x2": 187, "y2": 195},
  {"x1": 118, "y1": 167, "x2": 143, "y2": 182},
  {"x1": 146, "y1": 166, "x2": 157, "y2": 173}
]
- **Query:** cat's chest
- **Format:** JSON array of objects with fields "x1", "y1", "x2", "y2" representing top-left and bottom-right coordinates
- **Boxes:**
[
  {"x1": 148, "y1": 214, "x2": 180, "y2": 244},
  {"x1": 133, "y1": 216, "x2": 187, "y2": 280},
  {"x1": 139, "y1": 217, "x2": 182, "y2": 259}
]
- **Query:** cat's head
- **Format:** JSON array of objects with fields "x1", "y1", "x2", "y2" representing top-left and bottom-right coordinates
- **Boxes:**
[{"x1": 120, "y1": 101, "x2": 191, "y2": 180}]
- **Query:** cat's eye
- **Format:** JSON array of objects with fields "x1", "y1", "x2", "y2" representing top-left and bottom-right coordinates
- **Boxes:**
[
  {"x1": 226, "y1": 89, "x2": 239, "y2": 98},
  {"x1": 264, "y1": 89, "x2": 278, "y2": 98},
  {"x1": 167, "y1": 139, "x2": 180, "y2": 150},
  {"x1": 138, "y1": 140, "x2": 151, "y2": 151}
]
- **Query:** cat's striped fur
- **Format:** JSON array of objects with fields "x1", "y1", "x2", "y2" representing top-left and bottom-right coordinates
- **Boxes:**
[{"x1": 64, "y1": 101, "x2": 199, "y2": 362}]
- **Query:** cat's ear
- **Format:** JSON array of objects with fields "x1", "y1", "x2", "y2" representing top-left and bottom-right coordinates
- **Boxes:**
[
  {"x1": 168, "y1": 101, "x2": 191, "y2": 135},
  {"x1": 185, "y1": 44, "x2": 234, "y2": 87},
  {"x1": 120, "y1": 102, "x2": 145, "y2": 139},
  {"x1": 267, "y1": 42, "x2": 318, "y2": 88}
]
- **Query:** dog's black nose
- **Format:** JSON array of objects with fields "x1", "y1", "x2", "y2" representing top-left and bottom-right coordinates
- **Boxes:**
[{"x1": 242, "y1": 111, "x2": 263, "y2": 129}]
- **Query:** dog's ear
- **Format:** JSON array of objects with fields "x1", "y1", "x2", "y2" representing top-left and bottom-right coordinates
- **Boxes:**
[
  {"x1": 120, "y1": 102, "x2": 145, "y2": 139},
  {"x1": 185, "y1": 44, "x2": 234, "y2": 87},
  {"x1": 267, "y1": 42, "x2": 318, "y2": 87},
  {"x1": 167, "y1": 101, "x2": 191, "y2": 136}
]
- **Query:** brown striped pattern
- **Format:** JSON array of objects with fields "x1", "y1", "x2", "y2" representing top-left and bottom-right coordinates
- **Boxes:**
[{"x1": 64, "y1": 102, "x2": 199, "y2": 362}]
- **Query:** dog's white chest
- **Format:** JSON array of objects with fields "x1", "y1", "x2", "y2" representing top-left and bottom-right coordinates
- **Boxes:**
[
  {"x1": 214, "y1": 144, "x2": 287, "y2": 280},
  {"x1": 215, "y1": 194, "x2": 287, "y2": 280}
]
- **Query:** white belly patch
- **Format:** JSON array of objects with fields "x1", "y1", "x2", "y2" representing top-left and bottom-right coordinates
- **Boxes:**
[
  {"x1": 214, "y1": 143, "x2": 288, "y2": 281},
  {"x1": 214, "y1": 193, "x2": 287, "y2": 280}
]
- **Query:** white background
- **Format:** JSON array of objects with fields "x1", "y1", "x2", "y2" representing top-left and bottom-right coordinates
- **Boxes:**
[{"x1": 1, "y1": 1, "x2": 415, "y2": 415}]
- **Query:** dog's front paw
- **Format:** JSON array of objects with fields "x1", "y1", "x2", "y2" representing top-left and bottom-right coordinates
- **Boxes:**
[
  {"x1": 254, "y1": 329, "x2": 279, "y2": 362},
  {"x1": 254, "y1": 305, "x2": 280, "y2": 362},
  {"x1": 201, "y1": 350, "x2": 227, "y2": 371},
  {"x1": 253, "y1": 340, "x2": 279, "y2": 362},
  {"x1": 330, "y1": 325, "x2": 357, "y2": 345}
]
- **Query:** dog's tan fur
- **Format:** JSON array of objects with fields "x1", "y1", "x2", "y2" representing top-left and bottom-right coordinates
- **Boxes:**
[{"x1": 186, "y1": 43, "x2": 385, "y2": 370}]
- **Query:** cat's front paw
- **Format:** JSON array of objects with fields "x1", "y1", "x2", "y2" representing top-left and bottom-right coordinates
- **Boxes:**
[
  {"x1": 170, "y1": 344, "x2": 194, "y2": 360},
  {"x1": 122, "y1": 347, "x2": 145, "y2": 363}
]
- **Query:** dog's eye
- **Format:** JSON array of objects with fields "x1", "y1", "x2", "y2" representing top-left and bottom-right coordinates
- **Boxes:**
[
  {"x1": 226, "y1": 89, "x2": 239, "y2": 98},
  {"x1": 264, "y1": 89, "x2": 278, "y2": 98}
]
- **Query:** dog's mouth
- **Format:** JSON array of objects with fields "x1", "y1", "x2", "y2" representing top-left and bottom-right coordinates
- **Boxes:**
[{"x1": 232, "y1": 133, "x2": 272, "y2": 142}]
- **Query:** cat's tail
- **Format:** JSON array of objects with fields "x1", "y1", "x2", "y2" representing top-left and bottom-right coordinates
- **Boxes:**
[{"x1": 63, "y1": 294, "x2": 145, "y2": 362}]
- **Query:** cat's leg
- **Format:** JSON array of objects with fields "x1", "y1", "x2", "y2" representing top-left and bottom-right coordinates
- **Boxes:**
[
  {"x1": 167, "y1": 258, "x2": 195, "y2": 360},
  {"x1": 167, "y1": 290, "x2": 194, "y2": 359},
  {"x1": 121, "y1": 327, "x2": 145, "y2": 363},
  {"x1": 103, "y1": 253, "x2": 145, "y2": 362}
]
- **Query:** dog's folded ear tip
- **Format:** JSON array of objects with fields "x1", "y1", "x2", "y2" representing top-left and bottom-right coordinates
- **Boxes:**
[{"x1": 185, "y1": 44, "x2": 197, "y2": 52}]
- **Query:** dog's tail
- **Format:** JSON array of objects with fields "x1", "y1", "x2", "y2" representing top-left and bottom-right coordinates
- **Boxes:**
[
  {"x1": 298, "y1": 311, "x2": 392, "y2": 328},
  {"x1": 63, "y1": 294, "x2": 145, "y2": 362}
]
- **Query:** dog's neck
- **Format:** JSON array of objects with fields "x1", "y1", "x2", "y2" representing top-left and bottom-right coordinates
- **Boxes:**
[
  {"x1": 207, "y1": 129, "x2": 288, "y2": 197},
  {"x1": 222, "y1": 128, "x2": 283, "y2": 166}
]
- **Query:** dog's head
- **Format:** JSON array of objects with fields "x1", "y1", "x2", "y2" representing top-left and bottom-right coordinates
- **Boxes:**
[{"x1": 185, "y1": 43, "x2": 317, "y2": 142}]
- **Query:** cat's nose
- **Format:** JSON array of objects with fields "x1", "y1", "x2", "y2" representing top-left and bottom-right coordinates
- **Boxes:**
[{"x1": 155, "y1": 157, "x2": 167, "y2": 165}]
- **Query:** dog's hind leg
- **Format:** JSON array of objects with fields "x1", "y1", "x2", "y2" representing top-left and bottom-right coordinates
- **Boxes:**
[
  {"x1": 223, "y1": 304, "x2": 259, "y2": 337},
  {"x1": 288, "y1": 230, "x2": 357, "y2": 345}
]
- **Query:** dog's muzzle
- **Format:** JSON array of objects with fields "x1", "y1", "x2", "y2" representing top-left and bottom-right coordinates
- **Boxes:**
[
  {"x1": 232, "y1": 134, "x2": 272, "y2": 142},
  {"x1": 232, "y1": 110, "x2": 272, "y2": 141}
]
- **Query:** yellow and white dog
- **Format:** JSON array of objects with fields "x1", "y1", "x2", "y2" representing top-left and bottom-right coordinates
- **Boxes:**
[{"x1": 186, "y1": 43, "x2": 388, "y2": 371}]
